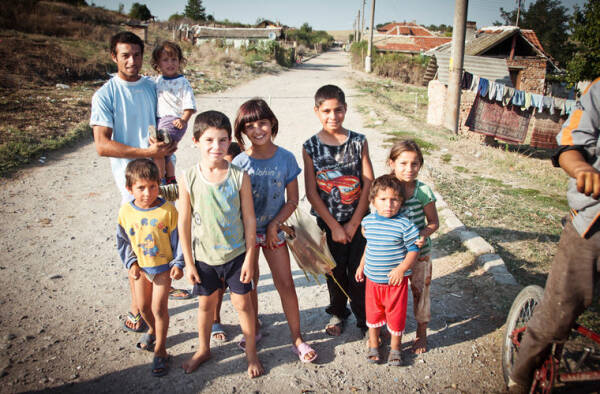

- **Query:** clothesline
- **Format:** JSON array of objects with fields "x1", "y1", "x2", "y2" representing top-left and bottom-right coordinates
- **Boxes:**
[{"x1": 461, "y1": 71, "x2": 576, "y2": 117}]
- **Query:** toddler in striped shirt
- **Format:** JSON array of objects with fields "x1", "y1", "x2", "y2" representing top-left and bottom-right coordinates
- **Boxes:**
[{"x1": 355, "y1": 174, "x2": 420, "y2": 366}]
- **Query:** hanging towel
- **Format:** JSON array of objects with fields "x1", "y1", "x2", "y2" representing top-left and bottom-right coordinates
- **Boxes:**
[
  {"x1": 477, "y1": 78, "x2": 489, "y2": 97},
  {"x1": 470, "y1": 75, "x2": 480, "y2": 92},
  {"x1": 553, "y1": 97, "x2": 566, "y2": 116},
  {"x1": 488, "y1": 81, "x2": 497, "y2": 100},
  {"x1": 495, "y1": 83, "x2": 505, "y2": 102},
  {"x1": 564, "y1": 100, "x2": 576, "y2": 115},
  {"x1": 542, "y1": 96, "x2": 553, "y2": 114},
  {"x1": 521, "y1": 92, "x2": 532, "y2": 111},
  {"x1": 512, "y1": 89, "x2": 525, "y2": 107},
  {"x1": 503, "y1": 86, "x2": 515, "y2": 106},
  {"x1": 531, "y1": 94, "x2": 544, "y2": 112}
]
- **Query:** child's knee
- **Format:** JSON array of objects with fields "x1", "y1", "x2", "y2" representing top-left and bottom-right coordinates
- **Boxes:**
[{"x1": 231, "y1": 293, "x2": 253, "y2": 313}]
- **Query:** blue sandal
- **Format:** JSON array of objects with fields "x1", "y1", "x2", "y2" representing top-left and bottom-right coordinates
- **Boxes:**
[
  {"x1": 210, "y1": 323, "x2": 227, "y2": 342},
  {"x1": 136, "y1": 333, "x2": 155, "y2": 352},
  {"x1": 151, "y1": 355, "x2": 170, "y2": 377}
]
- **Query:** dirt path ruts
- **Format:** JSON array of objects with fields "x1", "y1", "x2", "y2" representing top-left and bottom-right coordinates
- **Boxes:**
[{"x1": 0, "y1": 49, "x2": 508, "y2": 393}]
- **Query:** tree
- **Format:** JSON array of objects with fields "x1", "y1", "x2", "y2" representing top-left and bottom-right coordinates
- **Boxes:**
[
  {"x1": 300, "y1": 23, "x2": 312, "y2": 33},
  {"x1": 129, "y1": 2, "x2": 152, "y2": 21},
  {"x1": 566, "y1": 0, "x2": 600, "y2": 84},
  {"x1": 496, "y1": 0, "x2": 574, "y2": 67},
  {"x1": 184, "y1": 0, "x2": 206, "y2": 21},
  {"x1": 118, "y1": 2, "x2": 124, "y2": 14}
]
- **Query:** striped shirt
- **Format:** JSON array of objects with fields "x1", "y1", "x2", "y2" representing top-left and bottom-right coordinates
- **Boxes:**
[
  {"x1": 400, "y1": 180, "x2": 436, "y2": 255},
  {"x1": 362, "y1": 212, "x2": 420, "y2": 284}
]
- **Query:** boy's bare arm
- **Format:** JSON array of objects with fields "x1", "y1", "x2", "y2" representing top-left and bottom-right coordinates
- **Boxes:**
[
  {"x1": 177, "y1": 178, "x2": 201, "y2": 284},
  {"x1": 93, "y1": 125, "x2": 176, "y2": 159},
  {"x1": 302, "y1": 148, "x2": 347, "y2": 242},
  {"x1": 240, "y1": 173, "x2": 258, "y2": 283},
  {"x1": 388, "y1": 251, "x2": 418, "y2": 286},
  {"x1": 346, "y1": 141, "x2": 374, "y2": 236},
  {"x1": 558, "y1": 150, "x2": 600, "y2": 199}
]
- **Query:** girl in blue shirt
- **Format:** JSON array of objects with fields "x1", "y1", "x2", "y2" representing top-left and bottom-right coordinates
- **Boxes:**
[{"x1": 232, "y1": 98, "x2": 317, "y2": 363}]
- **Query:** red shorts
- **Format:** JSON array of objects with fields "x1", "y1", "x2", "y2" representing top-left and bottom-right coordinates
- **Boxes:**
[{"x1": 365, "y1": 277, "x2": 408, "y2": 336}]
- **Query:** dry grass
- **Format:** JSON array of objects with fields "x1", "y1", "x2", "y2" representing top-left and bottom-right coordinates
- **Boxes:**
[{"x1": 0, "y1": 14, "x2": 280, "y2": 176}]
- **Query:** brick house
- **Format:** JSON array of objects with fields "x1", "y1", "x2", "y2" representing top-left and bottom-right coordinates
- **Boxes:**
[
  {"x1": 427, "y1": 25, "x2": 558, "y2": 94},
  {"x1": 426, "y1": 26, "x2": 561, "y2": 137}
]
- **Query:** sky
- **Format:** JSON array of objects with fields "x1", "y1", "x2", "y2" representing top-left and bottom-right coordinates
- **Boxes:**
[{"x1": 90, "y1": 0, "x2": 587, "y2": 31}]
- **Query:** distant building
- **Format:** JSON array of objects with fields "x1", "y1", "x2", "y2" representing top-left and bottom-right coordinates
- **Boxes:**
[
  {"x1": 255, "y1": 19, "x2": 281, "y2": 29},
  {"x1": 373, "y1": 22, "x2": 452, "y2": 55},
  {"x1": 191, "y1": 26, "x2": 282, "y2": 48},
  {"x1": 427, "y1": 25, "x2": 559, "y2": 93},
  {"x1": 124, "y1": 21, "x2": 148, "y2": 43}
]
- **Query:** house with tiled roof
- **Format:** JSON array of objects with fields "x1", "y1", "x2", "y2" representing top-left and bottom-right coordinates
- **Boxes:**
[
  {"x1": 372, "y1": 21, "x2": 452, "y2": 55},
  {"x1": 427, "y1": 25, "x2": 559, "y2": 94},
  {"x1": 426, "y1": 25, "x2": 566, "y2": 144}
]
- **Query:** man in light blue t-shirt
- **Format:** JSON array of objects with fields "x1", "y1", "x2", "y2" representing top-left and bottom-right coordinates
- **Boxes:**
[
  {"x1": 90, "y1": 31, "x2": 176, "y2": 204},
  {"x1": 90, "y1": 32, "x2": 179, "y2": 333}
]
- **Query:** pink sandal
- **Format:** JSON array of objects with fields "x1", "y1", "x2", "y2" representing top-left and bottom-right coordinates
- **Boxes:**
[{"x1": 291, "y1": 342, "x2": 318, "y2": 363}]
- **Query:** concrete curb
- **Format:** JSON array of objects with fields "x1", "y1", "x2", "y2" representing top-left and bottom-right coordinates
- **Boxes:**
[{"x1": 423, "y1": 166, "x2": 518, "y2": 286}]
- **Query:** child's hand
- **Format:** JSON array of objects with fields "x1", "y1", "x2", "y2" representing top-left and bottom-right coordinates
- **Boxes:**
[
  {"x1": 240, "y1": 257, "x2": 254, "y2": 284},
  {"x1": 415, "y1": 236, "x2": 426, "y2": 248},
  {"x1": 265, "y1": 221, "x2": 280, "y2": 249},
  {"x1": 186, "y1": 265, "x2": 201, "y2": 285},
  {"x1": 355, "y1": 264, "x2": 365, "y2": 282},
  {"x1": 575, "y1": 168, "x2": 600, "y2": 199},
  {"x1": 173, "y1": 118, "x2": 187, "y2": 130},
  {"x1": 387, "y1": 267, "x2": 405, "y2": 286},
  {"x1": 128, "y1": 263, "x2": 141, "y2": 280},
  {"x1": 170, "y1": 265, "x2": 183, "y2": 280},
  {"x1": 331, "y1": 223, "x2": 349, "y2": 244}
]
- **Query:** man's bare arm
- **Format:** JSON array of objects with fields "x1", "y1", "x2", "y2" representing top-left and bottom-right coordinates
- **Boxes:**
[{"x1": 93, "y1": 125, "x2": 176, "y2": 159}]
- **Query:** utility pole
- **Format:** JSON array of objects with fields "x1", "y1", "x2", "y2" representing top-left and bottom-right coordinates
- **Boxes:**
[
  {"x1": 515, "y1": 0, "x2": 522, "y2": 27},
  {"x1": 353, "y1": 19, "x2": 356, "y2": 42},
  {"x1": 361, "y1": 0, "x2": 366, "y2": 37},
  {"x1": 357, "y1": 10, "x2": 361, "y2": 41},
  {"x1": 365, "y1": 0, "x2": 375, "y2": 72},
  {"x1": 445, "y1": 0, "x2": 468, "y2": 134}
]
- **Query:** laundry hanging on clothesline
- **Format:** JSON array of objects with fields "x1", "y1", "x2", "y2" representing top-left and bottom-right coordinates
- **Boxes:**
[{"x1": 461, "y1": 71, "x2": 576, "y2": 117}]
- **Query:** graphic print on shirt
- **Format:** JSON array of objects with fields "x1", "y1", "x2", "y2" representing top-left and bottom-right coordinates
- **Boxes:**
[
  {"x1": 303, "y1": 131, "x2": 365, "y2": 222},
  {"x1": 316, "y1": 169, "x2": 360, "y2": 205},
  {"x1": 129, "y1": 216, "x2": 170, "y2": 260}
]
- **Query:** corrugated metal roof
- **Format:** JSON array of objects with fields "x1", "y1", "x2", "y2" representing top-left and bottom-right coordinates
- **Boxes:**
[{"x1": 433, "y1": 52, "x2": 513, "y2": 86}]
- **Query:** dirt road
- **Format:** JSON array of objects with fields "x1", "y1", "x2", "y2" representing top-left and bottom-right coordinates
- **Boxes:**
[{"x1": 0, "y1": 49, "x2": 510, "y2": 393}]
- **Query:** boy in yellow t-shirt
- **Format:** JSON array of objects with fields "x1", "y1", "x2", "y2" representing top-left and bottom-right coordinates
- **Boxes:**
[{"x1": 117, "y1": 158, "x2": 184, "y2": 377}]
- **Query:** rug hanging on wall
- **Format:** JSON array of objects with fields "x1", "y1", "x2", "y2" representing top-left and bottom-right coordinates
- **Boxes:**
[{"x1": 465, "y1": 95, "x2": 531, "y2": 143}]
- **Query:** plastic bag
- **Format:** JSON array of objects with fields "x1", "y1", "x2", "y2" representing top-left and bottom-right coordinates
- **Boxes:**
[{"x1": 281, "y1": 207, "x2": 351, "y2": 300}]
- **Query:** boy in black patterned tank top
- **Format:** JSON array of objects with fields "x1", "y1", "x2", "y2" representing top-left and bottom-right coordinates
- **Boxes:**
[{"x1": 302, "y1": 84, "x2": 374, "y2": 336}]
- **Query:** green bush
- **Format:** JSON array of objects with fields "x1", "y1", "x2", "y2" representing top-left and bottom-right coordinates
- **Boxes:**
[{"x1": 350, "y1": 42, "x2": 429, "y2": 84}]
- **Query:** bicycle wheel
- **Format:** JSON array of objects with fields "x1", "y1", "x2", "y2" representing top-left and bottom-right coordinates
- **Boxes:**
[{"x1": 502, "y1": 285, "x2": 545, "y2": 386}]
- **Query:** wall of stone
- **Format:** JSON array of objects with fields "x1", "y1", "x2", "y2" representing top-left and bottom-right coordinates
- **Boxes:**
[{"x1": 506, "y1": 57, "x2": 546, "y2": 94}]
